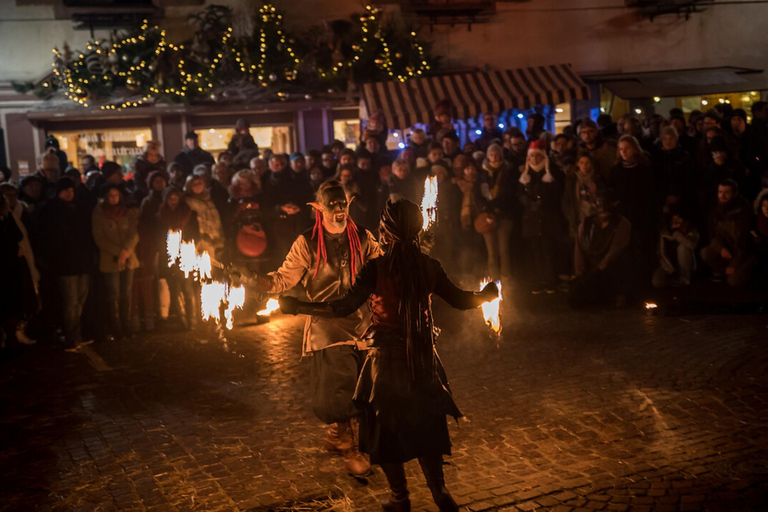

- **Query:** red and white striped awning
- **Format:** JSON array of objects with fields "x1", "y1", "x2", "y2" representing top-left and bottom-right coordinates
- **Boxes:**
[{"x1": 362, "y1": 64, "x2": 590, "y2": 129}]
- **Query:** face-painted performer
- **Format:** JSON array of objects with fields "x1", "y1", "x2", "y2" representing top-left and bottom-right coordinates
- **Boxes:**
[
  {"x1": 253, "y1": 180, "x2": 379, "y2": 478},
  {"x1": 280, "y1": 199, "x2": 499, "y2": 512}
]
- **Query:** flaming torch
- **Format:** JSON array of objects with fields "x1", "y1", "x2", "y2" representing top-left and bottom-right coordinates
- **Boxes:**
[
  {"x1": 257, "y1": 298, "x2": 280, "y2": 317},
  {"x1": 480, "y1": 278, "x2": 502, "y2": 335},
  {"x1": 421, "y1": 176, "x2": 439, "y2": 231},
  {"x1": 224, "y1": 286, "x2": 246, "y2": 329}
]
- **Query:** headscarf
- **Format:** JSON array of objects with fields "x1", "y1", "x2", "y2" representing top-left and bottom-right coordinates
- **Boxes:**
[{"x1": 379, "y1": 199, "x2": 435, "y2": 388}]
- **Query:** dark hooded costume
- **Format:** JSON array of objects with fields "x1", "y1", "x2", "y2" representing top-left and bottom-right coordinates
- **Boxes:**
[{"x1": 280, "y1": 199, "x2": 497, "y2": 512}]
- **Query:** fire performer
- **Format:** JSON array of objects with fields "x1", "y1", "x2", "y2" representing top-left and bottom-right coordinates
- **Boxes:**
[
  {"x1": 248, "y1": 180, "x2": 380, "y2": 478},
  {"x1": 279, "y1": 199, "x2": 499, "y2": 512}
]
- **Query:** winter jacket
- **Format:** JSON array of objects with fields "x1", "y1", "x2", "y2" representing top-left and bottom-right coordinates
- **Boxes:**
[
  {"x1": 575, "y1": 214, "x2": 631, "y2": 275},
  {"x1": 607, "y1": 160, "x2": 655, "y2": 236},
  {"x1": 185, "y1": 191, "x2": 224, "y2": 257},
  {"x1": 131, "y1": 156, "x2": 167, "y2": 199},
  {"x1": 579, "y1": 139, "x2": 618, "y2": 181},
  {"x1": 562, "y1": 171, "x2": 605, "y2": 238},
  {"x1": 481, "y1": 159, "x2": 517, "y2": 219},
  {"x1": 518, "y1": 164, "x2": 565, "y2": 239},
  {"x1": 707, "y1": 195, "x2": 754, "y2": 265},
  {"x1": 38, "y1": 198, "x2": 94, "y2": 276},
  {"x1": 92, "y1": 202, "x2": 139, "y2": 273},
  {"x1": 173, "y1": 146, "x2": 215, "y2": 177}
]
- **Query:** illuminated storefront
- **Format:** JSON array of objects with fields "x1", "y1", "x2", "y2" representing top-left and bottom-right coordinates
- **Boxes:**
[{"x1": 53, "y1": 127, "x2": 153, "y2": 172}]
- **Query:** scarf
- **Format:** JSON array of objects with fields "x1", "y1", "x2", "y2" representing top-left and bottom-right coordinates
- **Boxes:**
[
  {"x1": 101, "y1": 202, "x2": 126, "y2": 223},
  {"x1": 520, "y1": 152, "x2": 554, "y2": 185}
]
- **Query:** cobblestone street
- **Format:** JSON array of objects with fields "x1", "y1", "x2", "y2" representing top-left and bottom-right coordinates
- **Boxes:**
[{"x1": 2, "y1": 295, "x2": 768, "y2": 512}]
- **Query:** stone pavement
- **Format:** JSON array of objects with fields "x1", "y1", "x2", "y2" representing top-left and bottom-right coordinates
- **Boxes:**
[{"x1": 1, "y1": 294, "x2": 768, "y2": 512}]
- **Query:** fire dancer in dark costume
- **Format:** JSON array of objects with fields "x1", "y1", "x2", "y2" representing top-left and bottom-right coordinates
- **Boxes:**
[
  {"x1": 250, "y1": 180, "x2": 379, "y2": 478},
  {"x1": 280, "y1": 199, "x2": 499, "y2": 512}
]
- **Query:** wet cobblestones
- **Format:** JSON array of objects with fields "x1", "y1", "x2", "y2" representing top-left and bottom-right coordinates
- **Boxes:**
[{"x1": 1, "y1": 297, "x2": 767, "y2": 511}]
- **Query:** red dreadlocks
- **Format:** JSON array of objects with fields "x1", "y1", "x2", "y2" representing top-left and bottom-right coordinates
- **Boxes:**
[{"x1": 311, "y1": 209, "x2": 363, "y2": 283}]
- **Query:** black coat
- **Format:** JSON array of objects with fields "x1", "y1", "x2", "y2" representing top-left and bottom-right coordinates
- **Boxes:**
[{"x1": 37, "y1": 198, "x2": 95, "y2": 276}]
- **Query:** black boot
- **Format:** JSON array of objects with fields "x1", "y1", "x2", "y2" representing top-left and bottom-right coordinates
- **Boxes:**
[
  {"x1": 419, "y1": 455, "x2": 459, "y2": 512},
  {"x1": 380, "y1": 463, "x2": 410, "y2": 511}
]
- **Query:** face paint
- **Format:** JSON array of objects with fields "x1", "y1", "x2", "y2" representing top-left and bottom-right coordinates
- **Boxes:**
[{"x1": 319, "y1": 186, "x2": 349, "y2": 232}]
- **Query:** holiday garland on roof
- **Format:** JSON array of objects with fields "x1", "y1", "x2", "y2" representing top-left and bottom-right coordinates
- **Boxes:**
[{"x1": 19, "y1": 3, "x2": 435, "y2": 109}]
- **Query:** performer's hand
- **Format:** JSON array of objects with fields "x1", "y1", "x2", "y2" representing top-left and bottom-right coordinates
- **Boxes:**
[
  {"x1": 480, "y1": 282, "x2": 499, "y2": 301},
  {"x1": 279, "y1": 296, "x2": 300, "y2": 315}
]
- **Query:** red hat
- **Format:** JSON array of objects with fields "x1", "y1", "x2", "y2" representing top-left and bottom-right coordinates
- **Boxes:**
[{"x1": 528, "y1": 139, "x2": 548, "y2": 152}]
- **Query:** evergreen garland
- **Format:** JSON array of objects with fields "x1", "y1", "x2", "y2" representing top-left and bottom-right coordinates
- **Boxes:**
[{"x1": 16, "y1": 2, "x2": 436, "y2": 110}]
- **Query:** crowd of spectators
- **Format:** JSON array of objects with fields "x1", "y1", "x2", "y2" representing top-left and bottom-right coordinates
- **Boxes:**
[{"x1": 2, "y1": 102, "x2": 768, "y2": 351}]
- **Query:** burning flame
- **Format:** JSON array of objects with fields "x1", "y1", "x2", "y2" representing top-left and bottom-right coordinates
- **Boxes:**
[
  {"x1": 201, "y1": 281, "x2": 226, "y2": 321},
  {"x1": 167, "y1": 230, "x2": 181, "y2": 268},
  {"x1": 225, "y1": 286, "x2": 246, "y2": 329},
  {"x1": 480, "y1": 278, "x2": 502, "y2": 334},
  {"x1": 197, "y1": 251, "x2": 212, "y2": 281},
  {"x1": 257, "y1": 298, "x2": 280, "y2": 317},
  {"x1": 645, "y1": 302, "x2": 658, "y2": 309},
  {"x1": 179, "y1": 241, "x2": 197, "y2": 277},
  {"x1": 421, "y1": 176, "x2": 438, "y2": 230}
]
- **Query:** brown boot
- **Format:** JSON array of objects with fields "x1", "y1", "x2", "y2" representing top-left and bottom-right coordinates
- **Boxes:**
[
  {"x1": 341, "y1": 420, "x2": 371, "y2": 477},
  {"x1": 343, "y1": 443, "x2": 371, "y2": 478},
  {"x1": 325, "y1": 422, "x2": 354, "y2": 453}
]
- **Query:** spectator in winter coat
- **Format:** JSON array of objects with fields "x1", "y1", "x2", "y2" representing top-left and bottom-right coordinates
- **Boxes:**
[
  {"x1": 518, "y1": 140, "x2": 565, "y2": 293},
  {"x1": 0, "y1": 193, "x2": 31, "y2": 346},
  {"x1": 730, "y1": 109, "x2": 764, "y2": 200},
  {"x1": 174, "y1": 131, "x2": 215, "y2": 177},
  {"x1": 408, "y1": 128, "x2": 429, "y2": 159},
  {"x1": 388, "y1": 159, "x2": 421, "y2": 204},
  {"x1": 562, "y1": 152, "x2": 605, "y2": 239},
  {"x1": 652, "y1": 206, "x2": 700, "y2": 288},
  {"x1": 475, "y1": 113, "x2": 504, "y2": 151},
  {"x1": 131, "y1": 140, "x2": 166, "y2": 202},
  {"x1": 132, "y1": 171, "x2": 168, "y2": 332},
  {"x1": 92, "y1": 184, "x2": 139, "y2": 340},
  {"x1": 157, "y1": 188, "x2": 200, "y2": 331},
  {"x1": 569, "y1": 190, "x2": 632, "y2": 308},
  {"x1": 167, "y1": 162, "x2": 186, "y2": 191},
  {"x1": 37, "y1": 149, "x2": 61, "y2": 200},
  {"x1": 227, "y1": 118, "x2": 258, "y2": 158},
  {"x1": 480, "y1": 143, "x2": 517, "y2": 283},
  {"x1": 184, "y1": 175, "x2": 224, "y2": 258},
  {"x1": 700, "y1": 179, "x2": 755, "y2": 287},
  {"x1": 579, "y1": 119, "x2": 618, "y2": 181},
  {"x1": 19, "y1": 175, "x2": 45, "y2": 213},
  {"x1": 38, "y1": 178, "x2": 94, "y2": 350},
  {"x1": 654, "y1": 126, "x2": 695, "y2": 211},
  {"x1": 44, "y1": 135, "x2": 68, "y2": 173}
]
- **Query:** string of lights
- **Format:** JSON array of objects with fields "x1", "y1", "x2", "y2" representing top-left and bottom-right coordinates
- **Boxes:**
[{"x1": 44, "y1": 3, "x2": 433, "y2": 110}]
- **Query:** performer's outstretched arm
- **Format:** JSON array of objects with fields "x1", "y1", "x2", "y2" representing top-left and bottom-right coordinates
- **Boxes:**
[
  {"x1": 280, "y1": 260, "x2": 377, "y2": 317},
  {"x1": 433, "y1": 260, "x2": 498, "y2": 310},
  {"x1": 266, "y1": 236, "x2": 312, "y2": 293}
]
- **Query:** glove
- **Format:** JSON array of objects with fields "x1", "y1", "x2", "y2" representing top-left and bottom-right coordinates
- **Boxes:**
[
  {"x1": 480, "y1": 282, "x2": 499, "y2": 302},
  {"x1": 279, "y1": 296, "x2": 300, "y2": 316}
]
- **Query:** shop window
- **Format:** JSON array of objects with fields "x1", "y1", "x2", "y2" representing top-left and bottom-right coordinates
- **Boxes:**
[
  {"x1": 553, "y1": 103, "x2": 571, "y2": 135},
  {"x1": 333, "y1": 119, "x2": 361, "y2": 149},
  {"x1": 196, "y1": 126, "x2": 293, "y2": 159},
  {"x1": 52, "y1": 127, "x2": 152, "y2": 173}
]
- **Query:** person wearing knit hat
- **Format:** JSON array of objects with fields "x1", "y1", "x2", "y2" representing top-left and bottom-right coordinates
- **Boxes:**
[{"x1": 519, "y1": 139, "x2": 565, "y2": 294}]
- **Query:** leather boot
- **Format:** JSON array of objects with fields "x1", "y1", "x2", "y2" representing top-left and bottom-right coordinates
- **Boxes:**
[
  {"x1": 419, "y1": 456, "x2": 459, "y2": 512},
  {"x1": 380, "y1": 462, "x2": 410, "y2": 511},
  {"x1": 341, "y1": 420, "x2": 371, "y2": 477},
  {"x1": 381, "y1": 497, "x2": 411, "y2": 512},
  {"x1": 325, "y1": 422, "x2": 354, "y2": 453}
]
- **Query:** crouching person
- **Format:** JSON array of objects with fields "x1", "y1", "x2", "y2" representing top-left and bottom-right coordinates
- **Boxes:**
[
  {"x1": 652, "y1": 206, "x2": 700, "y2": 288},
  {"x1": 569, "y1": 190, "x2": 632, "y2": 308},
  {"x1": 700, "y1": 179, "x2": 756, "y2": 287}
]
